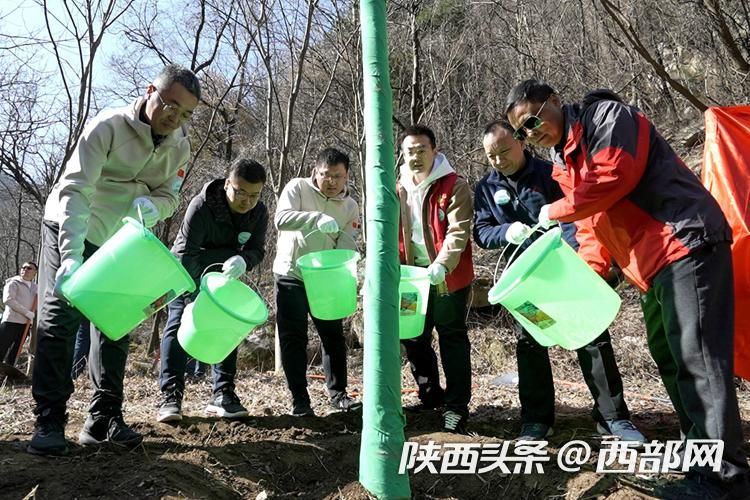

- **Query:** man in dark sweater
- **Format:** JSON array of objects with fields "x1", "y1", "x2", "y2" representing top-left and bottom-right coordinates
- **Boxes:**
[{"x1": 157, "y1": 158, "x2": 268, "y2": 422}]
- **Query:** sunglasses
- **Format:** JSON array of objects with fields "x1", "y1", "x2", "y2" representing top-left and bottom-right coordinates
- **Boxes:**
[
  {"x1": 21, "y1": 265, "x2": 36, "y2": 270},
  {"x1": 512, "y1": 98, "x2": 548, "y2": 141}
]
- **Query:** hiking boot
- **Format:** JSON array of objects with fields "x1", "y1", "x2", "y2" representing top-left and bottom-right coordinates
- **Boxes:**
[
  {"x1": 156, "y1": 390, "x2": 183, "y2": 423},
  {"x1": 517, "y1": 422, "x2": 553, "y2": 441},
  {"x1": 655, "y1": 473, "x2": 747, "y2": 500},
  {"x1": 79, "y1": 414, "x2": 143, "y2": 449},
  {"x1": 330, "y1": 393, "x2": 362, "y2": 412},
  {"x1": 597, "y1": 419, "x2": 646, "y2": 445},
  {"x1": 442, "y1": 410, "x2": 468, "y2": 434},
  {"x1": 290, "y1": 399, "x2": 315, "y2": 417},
  {"x1": 205, "y1": 390, "x2": 249, "y2": 419},
  {"x1": 27, "y1": 412, "x2": 69, "y2": 456}
]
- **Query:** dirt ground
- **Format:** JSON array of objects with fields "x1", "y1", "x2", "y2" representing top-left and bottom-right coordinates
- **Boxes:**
[{"x1": 2, "y1": 286, "x2": 750, "y2": 500}]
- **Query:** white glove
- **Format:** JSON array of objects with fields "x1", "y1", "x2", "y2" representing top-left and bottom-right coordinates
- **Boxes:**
[
  {"x1": 24, "y1": 310, "x2": 35, "y2": 321},
  {"x1": 538, "y1": 204, "x2": 556, "y2": 229},
  {"x1": 505, "y1": 222, "x2": 532, "y2": 244},
  {"x1": 53, "y1": 257, "x2": 82, "y2": 299},
  {"x1": 427, "y1": 263, "x2": 447, "y2": 285},
  {"x1": 317, "y1": 214, "x2": 339, "y2": 234},
  {"x1": 493, "y1": 189, "x2": 511, "y2": 205},
  {"x1": 222, "y1": 255, "x2": 246, "y2": 279},
  {"x1": 132, "y1": 196, "x2": 160, "y2": 228}
]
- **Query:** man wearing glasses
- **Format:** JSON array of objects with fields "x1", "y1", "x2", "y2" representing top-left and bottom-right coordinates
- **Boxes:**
[
  {"x1": 473, "y1": 120, "x2": 645, "y2": 444},
  {"x1": 506, "y1": 79, "x2": 749, "y2": 499},
  {"x1": 29, "y1": 64, "x2": 200, "y2": 456},
  {"x1": 157, "y1": 158, "x2": 268, "y2": 423},
  {"x1": 273, "y1": 148, "x2": 361, "y2": 417},
  {"x1": 0, "y1": 262, "x2": 38, "y2": 365}
]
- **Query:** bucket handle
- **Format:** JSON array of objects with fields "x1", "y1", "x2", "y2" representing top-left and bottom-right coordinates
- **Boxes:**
[
  {"x1": 135, "y1": 204, "x2": 149, "y2": 236},
  {"x1": 302, "y1": 227, "x2": 362, "y2": 253},
  {"x1": 492, "y1": 223, "x2": 550, "y2": 285},
  {"x1": 200, "y1": 263, "x2": 225, "y2": 282}
]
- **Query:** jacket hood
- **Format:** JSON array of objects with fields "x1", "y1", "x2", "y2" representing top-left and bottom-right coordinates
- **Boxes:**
[
  {"x1": 581, "y1": 89, "x2": 624, "y2": 108},
  {"x1": 399, "y1": 152, "x2": 455, "y2": 192},
  {"x1": 200, "y1": 179, "x2": 235, "y2": 225}
]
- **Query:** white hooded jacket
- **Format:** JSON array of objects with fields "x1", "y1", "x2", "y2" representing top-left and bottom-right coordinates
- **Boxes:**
[{"x1": 398, "y1": 153, "x2": 456, "y2": 266}]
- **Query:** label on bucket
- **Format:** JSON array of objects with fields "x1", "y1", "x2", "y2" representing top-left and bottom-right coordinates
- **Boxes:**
[
  {"x1": 515, "y1": 301, "x2": 556, "y2": 329},
  {"x1": 400, "y1": 292, "x2": 418, "y2": 316},
  {"x1": 143, "y1": 289, "x2": 177, "y2": 317}
]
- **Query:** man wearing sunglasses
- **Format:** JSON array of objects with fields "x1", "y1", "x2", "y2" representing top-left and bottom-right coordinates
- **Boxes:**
[
  {"x1": 473, "y1": 120, "x2": 644, "y2": 444},
  {"x1": 29, "y1": 64, "x2": 200, "y2": 457},
  {"x1": 157, "y1": 158, "x2": 268, "y2": 423},
  {"x1": 506, "y1": 79, "x2": 749, "y2": 499},
  {"x1": 0, "y1": 262, "x2": 38, "y2": 365}
]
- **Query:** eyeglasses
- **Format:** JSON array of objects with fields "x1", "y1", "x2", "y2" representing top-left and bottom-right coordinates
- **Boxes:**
[
  {"x1": 154, "y1": 90, "x2": 194, "y2": 122},
  {"x1": 316, "y1": 171, "x2": 346, "y2": 182},
  {"x1": 228, "y1": 183, "x2": 259, "y2": 201},
  {"x1": 21, "y1": 265, "x2": 36, "y2": 271},
  {"x1": 512, "y1": 98, "x2": 548, "y2": 141}
]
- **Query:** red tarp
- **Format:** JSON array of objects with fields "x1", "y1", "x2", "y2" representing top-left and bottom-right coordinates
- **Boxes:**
[{"x1": 702, "y1": 106, "x2": 750, "y2": 380}]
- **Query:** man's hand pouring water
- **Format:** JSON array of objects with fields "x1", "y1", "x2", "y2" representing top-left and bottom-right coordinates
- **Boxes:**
[
  {"x1": 222, "y1": 255, "x2": 246, "y2": 279},
  {"x1": 316, "y1": 214, "x2": 339, "y2": 234},
  {"x1": 505, "y1": 222, "x2": 532, "y2": 244},
  {"x1": 537, "y1": 204, "x2": 557, "y2": 229}
]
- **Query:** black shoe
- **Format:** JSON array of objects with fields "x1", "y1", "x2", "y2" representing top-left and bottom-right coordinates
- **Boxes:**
[
  {"x1": 79, "y1": 414, "x2": 143, "y2": 449},
  {"x1": 417, "y1": 386, "x2": 445, "y2": 410},
  {"x1": 27, "y1": 412, "x2": 69, "y2": 456},
  {"x1": 157, "y1": 390, "x2": 183, "y2": 423},
  {"x1": 517, "y1": 422, "x2": 553, "y2": 441},
  {"x1": 330, "y1": 393, "x2": 362, "y2": 412},
  {"x1": 442, "y1": 410, "x2": 468, "y2": 434},
  {"x1": 205, "y1": 390, "x2": 248, "y2": 419},
  {"x1": 291, "y1": 399, "x2": 315, "y2": 417},
  {"x1": 655, "y1": 474, "x2": 745, "y2": 500}
]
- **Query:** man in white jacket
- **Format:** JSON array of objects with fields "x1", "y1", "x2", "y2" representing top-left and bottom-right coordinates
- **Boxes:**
[
  {"x1": 0, "y1": 262, "x2": 38, "y2": 364},
  {"x1": 29, "y1": 64, "x2": 200, "y2": 456},
  {"x1": 273, "y1": 148, "x2": 361, "y2": 417}
]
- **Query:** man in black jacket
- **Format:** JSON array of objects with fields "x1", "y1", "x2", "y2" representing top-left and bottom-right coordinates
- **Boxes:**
[
  {"x1": 157, "y1": 158, "x2": 268, "y2": 422},
  {"x1": 474, "y1": 120, "x2": 644, "y2": 444}
]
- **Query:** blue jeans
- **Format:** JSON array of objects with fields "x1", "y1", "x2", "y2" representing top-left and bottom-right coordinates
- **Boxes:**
[{"x1": 159, "y1": 293, "x2": 238, "y2": 395}]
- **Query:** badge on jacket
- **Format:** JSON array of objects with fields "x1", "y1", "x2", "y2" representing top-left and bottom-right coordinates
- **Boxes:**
[
  {"x1": 238, "y1": 232, "x2": 251, "y2": 244},
  {"x1": 494, "y1": 189, "x2": 511, "y2": 205},
  {"x1": 438, "y1": 209, "x2": 445, "y2": 221}
]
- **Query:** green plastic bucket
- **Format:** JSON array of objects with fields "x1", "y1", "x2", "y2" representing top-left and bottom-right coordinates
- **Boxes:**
[
  {"x1": 177, "y1": 272, "x2": 268, "y2": 364},
  {"x1": 60, "y1": 217, "x2": 196, "y2": 340},
  {"x1": 399, "y1": 265, "x2": 431, "y2": 339},
  {"x1": 488, "y1": 227, "x2": 621, "y2": 350},
  {"x1": 296, "y1": 249, "x2": 360, "y2": 320}
]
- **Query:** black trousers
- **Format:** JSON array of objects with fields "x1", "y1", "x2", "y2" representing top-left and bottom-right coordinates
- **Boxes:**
[
  {"x1": 401, "y1": 285, "x2": 472, "y2": 415},
  {"x1": 31, "y1": 221, "x2": 130, "y2": 419},
  {"x1": 517, "y1": 326, "x2": 629, "y2": 426},
  {"x1": 159, "y1": 292, "x2": 238, "y2": 395},
  {"x1": 642, "y1": 242, "x2": 748, "y2": 481},
  {"x1": 0, "y1": 322, "x2": 26, "y2": 365},
  {"x1": 275, "y1": 275, "x2": 348, "y2": 403}
]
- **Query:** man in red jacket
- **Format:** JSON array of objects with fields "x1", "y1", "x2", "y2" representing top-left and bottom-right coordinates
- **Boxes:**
[
  {"x1": 397, "y1": 125, "x2": 474, "y2": 434},
  {"x1": 506, "y1": 79, "x2": 748, "y2": 499}
]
